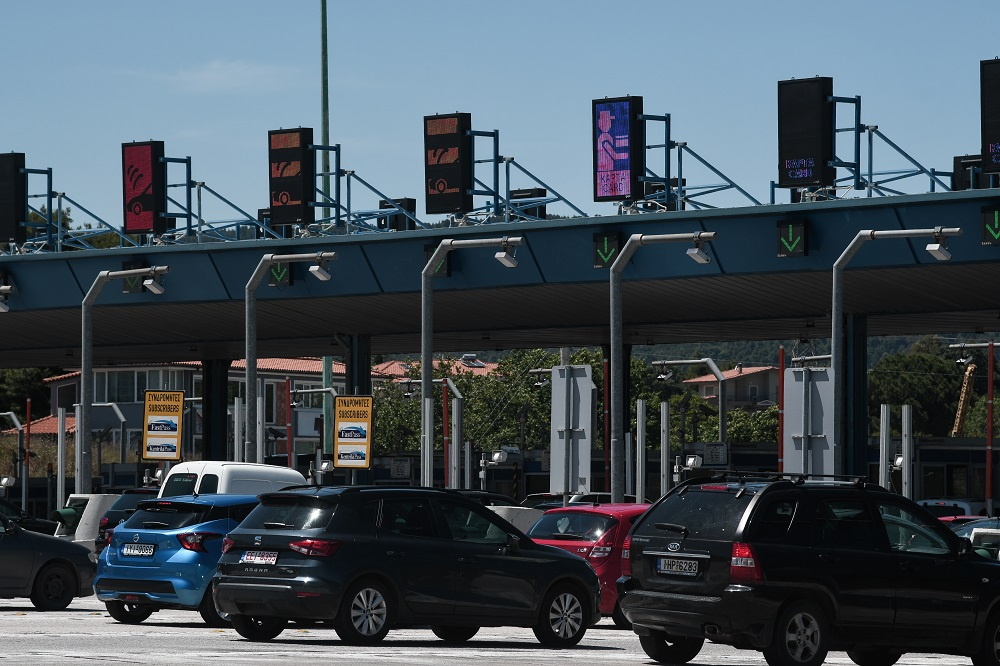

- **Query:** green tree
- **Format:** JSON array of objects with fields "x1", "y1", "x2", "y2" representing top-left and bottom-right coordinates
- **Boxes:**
[
  {"x1": 727, "y1": 406, "x2": 779, "y2": 443},
  {"x1": 0, "y1": 367, "x2": 59, "y2": 422}
]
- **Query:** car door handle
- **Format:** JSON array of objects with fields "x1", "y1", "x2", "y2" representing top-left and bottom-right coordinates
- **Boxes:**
[
  {"x1": 818, "y1": 554, "x2": 836, "y2": 563},
  {"x1": 898, "y1": 560, "x2": 921, "y2": 571},
  {"x1": 457, "y1": 556, "x2": 473, "y2": 563},
  {"x1": 386, "y1": 550, "x2": 402, "y2": 557}
]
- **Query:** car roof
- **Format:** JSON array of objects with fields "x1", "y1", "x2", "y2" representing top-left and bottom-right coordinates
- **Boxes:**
[
  {"x1": 542, "y1": 503, "x2": 651, "y2": 517},
  {"x1": 260, "y1": 485, "x2": 463, "y2": 501},
  {"x1": 139, "y1": 493, "x2": 260, "y2": 507}
]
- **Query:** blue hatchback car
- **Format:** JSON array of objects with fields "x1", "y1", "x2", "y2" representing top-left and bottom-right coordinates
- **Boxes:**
[{"x1": 94, "y1": 494, "x2": 259, "y2": 626}]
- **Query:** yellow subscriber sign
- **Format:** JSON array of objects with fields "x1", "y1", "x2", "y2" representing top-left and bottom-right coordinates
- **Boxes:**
[
  {"x1": 142, "y1": 390, "x2": 184, "y2": 461},
  {"x1": 334, "y1": 395, "x2": 373, "y2": 469}
]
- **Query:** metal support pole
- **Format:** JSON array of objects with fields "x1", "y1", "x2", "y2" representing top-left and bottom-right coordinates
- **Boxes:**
[
  {"x1": 636, "y1": 399, "x2": 646, "y2": 502},
  {"x1": 660, "y1": 401, "x2": 670, "y2": 496},
  {"x1": 610, "y1": 231, "x2": 716, "y2": 503},
  {"x1": 879, "y1": 404, "x2": 891, "y2": 489},
  {"x1": 901, "y1": 404, "x2": 913, "y2": 499},
  {"x1": 57, "y1": 408, "x2": 65, "y2": 508},
  {"x1": 245, "y1": 252, "x2": 337, "y2": 463},
  {"x1": 81, "y1": 266, "x2": 168, "y2": 492},
  {"x1": 420, "y1": 236, "x2": 523, "y2": 487},
  {"x1": 832, "y1": 228, "x2": 960, "y2": 473},
  {"x1": 990, "y1": 341, "x2": 995, "y2": 516}
]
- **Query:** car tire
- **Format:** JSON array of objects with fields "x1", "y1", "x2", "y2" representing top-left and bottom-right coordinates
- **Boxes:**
[
  {"x1": 763, "y1": 601, "x2": 830, "y2": 666},
  {"x1": 847, "y1": 649, "x2": 903, "y2": 666},
  {"x1": 431, "y1": 625, "x2": 480, "y2": 643},
  {"x1": 974, "y1": 612, "x2": 1000, "y2": 666},
  {"x1": 105, "y1": 600, "x2": 154, "y2": 624},
  {"x1": 638, "y1": 631, "x2": 704, "y2": 664},
  {"x1": 334, "y1": 578, "x2": 393, "y2": 645},
  {"x1": 611, "y1": 600, "x2": 632, "y2": 629},
  {"x1": 29, "y1": 564, "x2": 76, "y2": 611},
  {"x1": 198, "y1": 589, "x2": 231, "y2": 628},
  {"x1": 230, "y1": 614, "x2": 288, "y2": 641},
  {"x1": 532, "y1": 584, "x2": 588, "y2": 648}
]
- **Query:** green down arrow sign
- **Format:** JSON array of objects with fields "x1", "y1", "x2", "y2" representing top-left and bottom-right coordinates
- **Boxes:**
[
  {"x1": 982, "y1": 206, "x2": 1000, "y2": 246},
  {"x1": 777, "y1": 220, "x2": 806, "y2": 258},
  {"x1": 593, "y1": 232, "x2": 622, "y2": 269}
]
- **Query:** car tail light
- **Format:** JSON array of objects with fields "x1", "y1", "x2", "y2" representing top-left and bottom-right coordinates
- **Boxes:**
[
  {"x1": 221, "y1": 537, "x2": 235, "y2": 554},
  {"x1": 99, "y1": 516, "x2": 109, "y2": 531},
  {"x1": 621, "y1": 533, "x2": 632, "y2": 576},
  {"x1": 288, "y1": 539, "x2": 340, "y2": 557},
  {"x1": 177, "y1": 532, "x2": 221, "y2": 552},
  {"x1": 105, "y1": 528, "x2": 114, "y2": 544},
  {"x1": 730, "y1": 542, "x2": 762, "y2": 584},
  {"x1": 588, "y1": 527, "x2": 617, "y2": 563}
]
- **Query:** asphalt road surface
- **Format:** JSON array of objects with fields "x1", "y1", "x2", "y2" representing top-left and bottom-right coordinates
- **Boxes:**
[{"x1": 0, "y1": 596, "x2": 978, "y2": 666}]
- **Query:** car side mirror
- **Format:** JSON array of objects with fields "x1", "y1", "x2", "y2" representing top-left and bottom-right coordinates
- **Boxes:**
[
  {"x1": 958, "y1": 537, "x2": 974, "y2": 557},
  {"x1": 506, "y1": 533, "x2": 521, "y2": 555}
]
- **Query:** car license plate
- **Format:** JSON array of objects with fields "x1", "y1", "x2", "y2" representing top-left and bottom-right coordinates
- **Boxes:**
[
  {"x1": 657, "y1": 557, "x2": 698, "y2": 576},
  {"x1": 121, "y1": 543, "x2": 155, "y2": 557},
  {"x1": 240, "y1": 550, "x2": 278, "y2": 565}
]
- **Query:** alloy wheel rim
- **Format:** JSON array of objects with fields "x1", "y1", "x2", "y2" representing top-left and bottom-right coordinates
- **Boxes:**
[
  {"x1": 549, "y1": 592, "x2": 583, "y2": 638},
  {"x1": 350, "y1": 588, "x2": 387, "y2": 636}
]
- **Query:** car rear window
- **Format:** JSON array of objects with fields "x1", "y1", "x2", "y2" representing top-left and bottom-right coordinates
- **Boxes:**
[
  {"x1": 240, "y1": 497, "x2": 336, "y2": 530},
  {"x1": 123, "y1": 501, "x2": 257, "y2": 529},
  {"x1": 109, "y1": 492, "x2": 156, "y2": 512},
  {"x1": 528, "y1": 512, "x2": 615, "y2": 542},
  {"x1": 637, "y1": 484, "x2": 756, "y2": 540},
  {"x1": 124, "y1": 502, "x2": 211, "y2": 529},
  {"x1": 160, "y1": 473, "x2": 198, "y2": 497}
]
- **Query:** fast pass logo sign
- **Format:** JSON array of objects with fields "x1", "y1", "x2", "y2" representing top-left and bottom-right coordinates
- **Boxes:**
[
  {"x1": 333, "y1": 395, "x2": 373, "y2": 469},
  {"x1": 592, "y1": 96, "x2": 644, "y2": 202},
  {"x1": 142, "y1": 390, "x2": 184, "y2": 461}
]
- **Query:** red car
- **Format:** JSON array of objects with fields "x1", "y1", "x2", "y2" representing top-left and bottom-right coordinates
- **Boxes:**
[{"x1": 527, "y1": 502, "x2": 649, "y2": 628}]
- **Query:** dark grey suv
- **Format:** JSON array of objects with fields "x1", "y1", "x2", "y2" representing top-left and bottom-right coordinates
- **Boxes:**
[
  {"x1": 213, "y1": 486, "x2": 601, "y2": 646},
  {"x1": 618, "y1": 472, "x2": 1000, "y2": 666}
]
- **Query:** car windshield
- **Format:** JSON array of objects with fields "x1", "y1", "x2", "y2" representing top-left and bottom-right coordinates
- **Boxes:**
[
  {"x1": 240, "y1": 497, "x2": 336, "y2": 530},
  {"x1": 528, "y1": 512, "x2": 615, "y2": 541},
  {"x1": 109, "y1": 492, "x2": 155, "y2": 512}
]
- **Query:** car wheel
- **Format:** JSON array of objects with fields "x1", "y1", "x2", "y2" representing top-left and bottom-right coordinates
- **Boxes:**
[
  {"x1": 847, "y1": 650, "x2": 903, "y2": 666},
  {"x1": 974, "y1": 612, "x2": 1000, "y2": 666},
  {"x1": 29, "y1": 564, "x2": 75, "y2": 611},
  {"x1": 611, "y1": 600, "x2": 632, "y2": 629},
  {"x1": 532, "y1": 584, "x2": 587, "y2": 648},
  {"x1": 763, "y1": 601, "x2": 829, "y2": 666},
  {"x1": 198, "y1": 589, "x2": 232, "y2": 628},
  {"x1": 105, "y1": 600, "x2": 154, "y2": 624},
  {"x1": 334, "y1": 578, "x2": 393, "y2": 645},
  {"x1": 230, "y1": 614, "x2": 288, "y2": 641},
  {"x1": 638, "y1": 631, "x2": 705, "y2": 664},
  {"x1": 431, "y1": 625, "x2": 480, "y2": 643}
]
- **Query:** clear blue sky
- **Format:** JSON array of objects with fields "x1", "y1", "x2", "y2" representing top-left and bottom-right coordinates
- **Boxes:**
[{"x1": 2, "y1": 2, "x2": 995, "y2": 226}]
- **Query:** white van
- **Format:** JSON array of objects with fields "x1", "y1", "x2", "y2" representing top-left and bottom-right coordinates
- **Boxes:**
[{"x1": 157, "y1": 461, "x2": 306, "y2": 498}]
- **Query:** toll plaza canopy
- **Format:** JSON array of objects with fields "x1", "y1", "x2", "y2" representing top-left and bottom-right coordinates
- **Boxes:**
[{"x1": 0, "y1": 188, "x2": 997, "y2": 369}]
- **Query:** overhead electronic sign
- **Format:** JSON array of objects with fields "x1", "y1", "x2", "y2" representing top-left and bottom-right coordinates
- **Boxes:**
[
  {"x1": 777, "y1": 77, "x2": 834, "y2": 188},
  {"x1": 0, "y1": 152, "x2": 26, "y2": 244},
  {"x1": 981, "y1": 59, "x2": 1000, "y2": 173},
  {"x1": 122, "y1": 141, "x2": 167, "y2": 234},
  {"x1": 592, "y1": 96, "x2": 644, "y2": 202},
  {"x1": 424, "y1": 113, "x2": 473, "y2": 215},
  {"x1": 268, "y1": 128, "x2": 315, "y2": 225}
]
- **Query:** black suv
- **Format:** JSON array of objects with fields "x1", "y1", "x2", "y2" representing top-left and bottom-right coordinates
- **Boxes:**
[
  {"x1": 618, "y1": 472, "x2": 1000, "y2": 666},
  {"x1": 213, "y1": 486, "x2": 601, "y2": 646}
]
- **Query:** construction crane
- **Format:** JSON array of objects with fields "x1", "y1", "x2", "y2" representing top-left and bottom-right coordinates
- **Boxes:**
[{"x1": 951, "y1": 362, "x2": 977, "y2": 437}]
